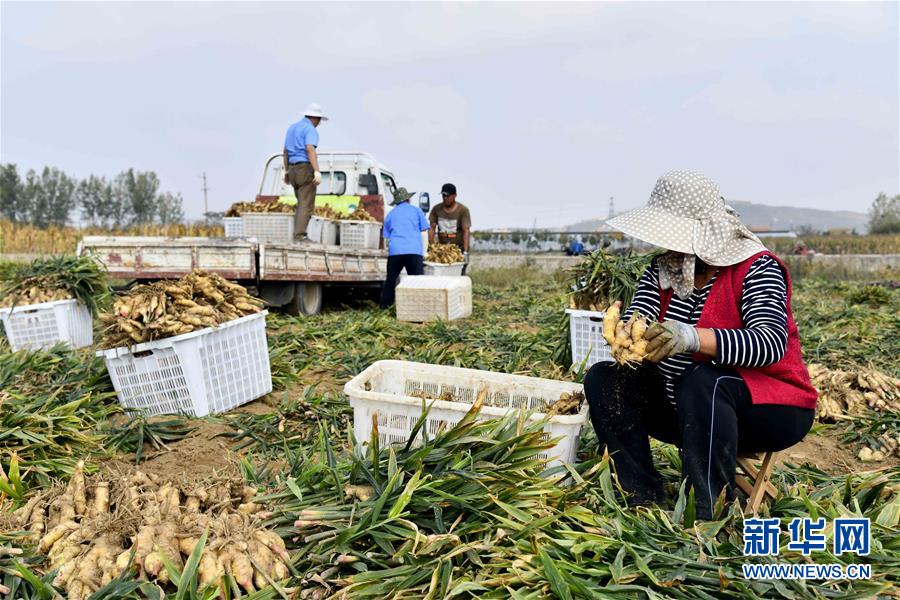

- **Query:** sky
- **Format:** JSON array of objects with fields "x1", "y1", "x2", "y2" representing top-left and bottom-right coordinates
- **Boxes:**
[{"x1": 1, "y1": 1, "x2": 898, "y2": 230}]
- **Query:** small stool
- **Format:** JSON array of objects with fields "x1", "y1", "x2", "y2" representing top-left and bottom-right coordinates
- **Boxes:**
[{"x1": 735, "y1": 452, "x2": 779, "y2": 514}]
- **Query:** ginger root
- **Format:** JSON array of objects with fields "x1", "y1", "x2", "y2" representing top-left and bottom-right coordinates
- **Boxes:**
[{"x1": 603, "y1": 303, "x2": 650, "y2": 365}]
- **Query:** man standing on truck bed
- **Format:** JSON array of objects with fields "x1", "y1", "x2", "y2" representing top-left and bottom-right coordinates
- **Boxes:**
[
  {"x1": 283, "y1": 103, "x2": 327, "y2": 242},
  {"x1": 380, "y1": 187, "x2": 429, "y2": 308},
  {"x1": 429, "y1": 183, "x2": 471, "y2": 271}
]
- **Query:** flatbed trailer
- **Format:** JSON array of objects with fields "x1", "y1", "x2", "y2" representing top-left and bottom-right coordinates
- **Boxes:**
[{"x1": 77, "y1": 236, "x2": 387, "y2": 315}]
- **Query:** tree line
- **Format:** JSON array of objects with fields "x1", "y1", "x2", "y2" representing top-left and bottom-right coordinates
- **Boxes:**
[
  {"x1": 0, "y1": 164, "x2": 184, "y2": 229},
  {"x1": 869, "y1": 193, "x2": 900, "y2": 234}
]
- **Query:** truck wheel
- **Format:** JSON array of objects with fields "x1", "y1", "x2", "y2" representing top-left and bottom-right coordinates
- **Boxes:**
[{"x1": 287, "y1": 282, "x2": 323, "y2": 316}]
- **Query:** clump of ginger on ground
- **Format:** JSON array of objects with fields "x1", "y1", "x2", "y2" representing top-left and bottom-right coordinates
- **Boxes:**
[{"x1": 11, "y1": 461, "x2": 290, "y2": 599}]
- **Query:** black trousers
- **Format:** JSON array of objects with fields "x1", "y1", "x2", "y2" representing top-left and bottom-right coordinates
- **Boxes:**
[
  {"x1": 380, "y1": 254, "x2": 424, "y2": 308},
  {"x1": 584, "y1": 362, "x2": 814, "y2": 519}
]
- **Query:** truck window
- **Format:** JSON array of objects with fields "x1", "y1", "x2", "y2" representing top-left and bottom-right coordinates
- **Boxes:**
[
  {"x1": 380, "y1": 173, "x2": 397, "y2": 204},
  {"x1": 318, "y1": 171, "x2": 347, "y2": 196}
]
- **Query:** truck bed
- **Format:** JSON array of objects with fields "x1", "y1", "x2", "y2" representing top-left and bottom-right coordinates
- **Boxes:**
[
  {"x1": 78, "y1": 236, "x2": 258, "y2": 280},
  {"x1": 260, "y1": 243, "x2": 386, "y2": 282},
  {"x1": 78, "y1": 236, "x2": 387, "y2": 282}
]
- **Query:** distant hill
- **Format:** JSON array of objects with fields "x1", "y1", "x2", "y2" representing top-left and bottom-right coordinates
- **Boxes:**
[{"x1": 566, "y1": 200, "x2": 870, "y2": 234}]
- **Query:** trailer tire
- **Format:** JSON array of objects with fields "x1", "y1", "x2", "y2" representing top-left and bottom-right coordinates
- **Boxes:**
[{"x1": 288, "y1": 282, "x2": 323, "y2": 316}]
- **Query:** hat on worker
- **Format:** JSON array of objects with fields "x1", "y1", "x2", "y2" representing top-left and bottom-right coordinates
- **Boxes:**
[
  {"x1": 441, "y1": 183, "x2": 457, "y2": 195},
  {"x1": 304, "y1": 103, "x2": 329, "y2": 121},
  {"x1": 606, "y1": 170, "x2": 767, "y2": 267},
  {"x1": 391, "y1": 187, "x2": 415, "y2": 205}
]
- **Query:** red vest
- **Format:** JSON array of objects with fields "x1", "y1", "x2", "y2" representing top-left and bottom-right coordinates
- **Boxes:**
[{"x1": 659, "y1": 251, "x2": 817, "y2": 409}]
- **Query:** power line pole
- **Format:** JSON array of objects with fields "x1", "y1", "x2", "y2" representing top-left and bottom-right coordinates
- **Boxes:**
[{"x1": 199, "y1": 172, "x2": 209, "y2": 222}]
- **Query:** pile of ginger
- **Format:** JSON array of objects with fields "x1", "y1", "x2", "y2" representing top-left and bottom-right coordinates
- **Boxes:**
[{"x1": 11, "y1": 462, "x2": 290, "y2": 598}]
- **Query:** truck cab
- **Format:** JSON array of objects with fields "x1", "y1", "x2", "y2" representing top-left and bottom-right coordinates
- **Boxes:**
[{"x1": 256, "y1": 151, "x2": 429, "y2": 221}]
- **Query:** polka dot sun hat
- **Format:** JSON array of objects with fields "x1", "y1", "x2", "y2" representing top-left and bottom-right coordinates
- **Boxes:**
[{"x1": 606, "y1": 170, "x2": 767, "y2": 267}]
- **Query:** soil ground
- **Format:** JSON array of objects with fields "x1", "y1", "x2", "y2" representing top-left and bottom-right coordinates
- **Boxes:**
[
  {"x1": 784, "y1": 425, "x2": 900, "y2": 473},
  {"x1": 103, "y1": 418, "x2": 239, "y2": 484},
  {"x1": 99, "y1": 379, "x2": 343, "y2": 486}
]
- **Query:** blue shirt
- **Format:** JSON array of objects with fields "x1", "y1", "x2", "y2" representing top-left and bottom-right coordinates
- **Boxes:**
[
  {"x1": 284, "y1": 117, "x2": 320, "y2": 163},
  {"x1": 383, "y1": 202, "x2": 429, "y2": 256}
]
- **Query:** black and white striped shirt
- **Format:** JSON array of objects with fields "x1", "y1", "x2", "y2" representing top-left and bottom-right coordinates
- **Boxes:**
[{"x1": 624, "y1": 255, "x2": 789, "y2": 402}]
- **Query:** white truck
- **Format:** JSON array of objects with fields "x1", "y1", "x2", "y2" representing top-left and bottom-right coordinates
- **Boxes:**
[{"x1": 78, "y1": 151, "x2": 430, "y2": 316}]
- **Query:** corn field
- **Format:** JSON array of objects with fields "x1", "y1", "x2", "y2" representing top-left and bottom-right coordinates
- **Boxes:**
[
  {"x1": 1, "y1": 268, "x2": 899, "y2": 599},
  {"x1": 761, "y1": 234, "x2": 900, "y2": 255},
  {"x1": 0, "y1": 220, "x2": 224, "y2": 254}
]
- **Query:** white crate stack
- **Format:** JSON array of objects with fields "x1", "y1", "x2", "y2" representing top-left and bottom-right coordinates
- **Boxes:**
[
  {"x1": 423, "y1": 262, "x2": 466, "y2": 276},
  {"x1": 98, "y1": 312, "x2": 272, "y2": 417},
  {"x1": 395, "y1": 276, "x2": 472, "y2": 322},
  {"x1": 308, "y1": 216, "x2": 339, "y2": 245},
  {"x1": 0, "y1": 299, "x2": 93, "y2": 351},
  {"x1": 241, "y1": 214, "x2": 295, "y2": 243},
  {"x1": 566, "y1": 309, "x2": 613, "y2": 368},
  {"x1": 223, "y1": 217, "x2": 245, "y2": 238},
  {"x1": 339, "y1": 220, "x2": 381, "y2": 249},
  {"x1": 344, "y1": 360, "x2": 587, "y2": 470}
]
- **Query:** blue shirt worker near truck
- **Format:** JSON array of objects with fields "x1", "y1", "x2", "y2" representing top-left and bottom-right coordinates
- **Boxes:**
[
  {"x1": 381, "y1": 187, "x2": 429, "y2": 308},
  {"x1": 283, "y1": 103, "x2": 327, "y2": 242}
]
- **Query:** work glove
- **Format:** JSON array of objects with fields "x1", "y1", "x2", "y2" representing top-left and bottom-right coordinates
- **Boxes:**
[
  {"x1": 463, "y1": 251, "x2": 469, "y2": 263},
  {"x1": 643, "y1": 320, "x2": 700, "y2": 363},
  {"x1": 313, "y1": 171, "x2": 322, "y2": 186}
]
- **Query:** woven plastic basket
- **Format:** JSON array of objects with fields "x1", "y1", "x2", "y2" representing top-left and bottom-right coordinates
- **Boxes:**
[
  {"x1": 0, "y1": 299, "x2": 93, "y2": 351},
  {"x1": 566, "y1": 309, "x2": 613, "y2": 368},
  {"x1": 98, "y1": 312, "x2": 272, "y2": 417},
  {"x1": 395, "y1": 276, "x2": 472, "y2": 322},
  {"x1": 344, "y1": 360, "x2": 587, "y2": 470}
]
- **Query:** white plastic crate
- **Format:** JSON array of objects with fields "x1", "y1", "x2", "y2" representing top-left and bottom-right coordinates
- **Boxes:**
[
  {"x1": 566, "y1": 309, "x2": 613, "y2": 368},
  {"x1": 345, "y1": 360, "x2": 587, "y2": 470},
  {"x1": 339, "y1": 220, "x2": 381, "y2": 249},
  {"x1": 0, "y1": 299, "x2": 94, "y2": 351},
  {"x1": 241, "y1": 213, "x2": 295, "y2": 243},
  {"x1": 98, "y1": 311, "x2": 272, "y2": 417},
  {"x1": 223, "y1": 217, "x2": 244, "y2": 238},
  {"x1": 0, "y1": 299, "x2": 93, "y2": 351},
  {"x1": 395, "y1": 276, "x2": 472, "y2": 322},
  {"x1": 423, "y1": 262, "x2": 465, "y2": 276},
  {"x1": 308, "y1": 216, "x2": 339, "y2": 245}
]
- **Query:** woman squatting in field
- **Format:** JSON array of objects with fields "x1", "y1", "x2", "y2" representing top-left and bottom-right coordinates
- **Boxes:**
[{"x1": 584, "y1": 171, "x2": 818, "y2": 520}]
